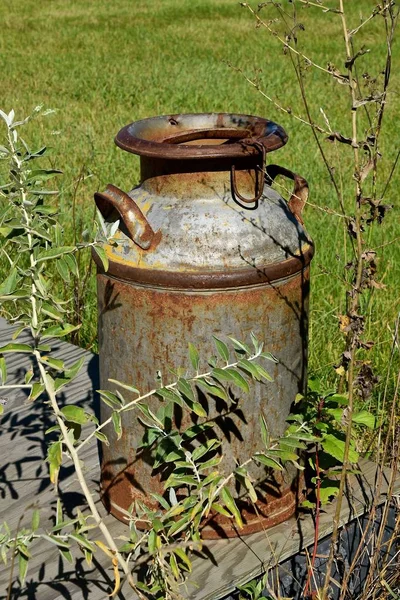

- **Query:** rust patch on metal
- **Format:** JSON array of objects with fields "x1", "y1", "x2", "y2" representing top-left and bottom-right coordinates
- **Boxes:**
[
  {"x1": 92, "y1": 245, "x2": 314, "y2": 289},
  {"x1": 98, "y1": 269, "x2": 310, "y2": 536}
]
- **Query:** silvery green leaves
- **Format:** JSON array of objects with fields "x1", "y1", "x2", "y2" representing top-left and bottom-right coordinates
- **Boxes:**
[
  {"x1": 0, "y1": 515, "x2": 43, "y2": 586},
  {"x1": 0, "y1": 107, "x2": 111, "y2": 347}
]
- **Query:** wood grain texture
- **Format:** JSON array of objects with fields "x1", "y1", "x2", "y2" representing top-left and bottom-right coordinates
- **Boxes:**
[{"x1": 0, "y1": 318, "x2": 398, "y2": 600}]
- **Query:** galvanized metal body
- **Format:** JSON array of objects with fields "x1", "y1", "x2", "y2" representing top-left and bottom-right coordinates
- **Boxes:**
[{"x1": 95, "y1": 113, "x2": 314, "y2": 538}]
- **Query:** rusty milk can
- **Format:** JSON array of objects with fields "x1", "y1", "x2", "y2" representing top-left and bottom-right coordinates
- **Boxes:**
[{"x1": 94, "y1": 113, "x2": 314, "y2": 538}]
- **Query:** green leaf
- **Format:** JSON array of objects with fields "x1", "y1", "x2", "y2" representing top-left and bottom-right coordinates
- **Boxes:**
[
  {"x1": 45, "y1": 425, "x2": 60, "y2": 434},
  {"x1": 253, "y1": 452, "x2": 283, "y2": 471},
  {"x1": 325, "y1": 393, "x2": 349, "y2": 406},
  {"x1": 319, "y1": 480, "x2": 340, "y2": 504},
  {"x1": 254, "y1": 363, "x2": 273, "y2": 382},
  {"x1": 326, "y1": 408, "x2": 344, "y2": 422},
  {"x1": 56, "y1": 257, "x2": 70, "y2": 282},
  {"x1": 0, "y1": 290, "x2": 29, "y2": 301},
  {"x1": 250, "y1": 331, "x2": 262, "y2": 354},
  {"x1": 150, "y1": 493, "x2": 170, "y2": 511},
  {"x1": 213, "y1": 336, "x2": 229, "y2": 362},
  {"x1": 211, "y1": 367, "x2": 236, "y2": 385},
  {"x1": 136, "y1": 403, "x2": 164, "y2": 429},
  {"x1": 119, "y1": 542, "x2": 136, "y2": 553},
  {"x1": 156, "y1": 387, "x2": 183, "y2": 406},
  {"x1": 54, "y1": 377, "x2": 72, "y2": 392},
  {"x1": 196, "y1": 379, "x2": 228, "y2": 401},
  {"x1": 224, "y1": 368, "x2": 249, "y2": 393},
  {"x1": 177, "y1": 378, "x2": 195, "y2": 403},
  {"x1": 238, "y1": 359, "x2": 261, "y2": 381},
  {"x1": 0, "y1": 356, "x2": 7, "y2": 384},
  {"x1": 0, "y1": 269, "x2": 18, "y2": 296},
  {"x1": 41, "y1": 356, "x2": 64, "y2": 371},
  {"x1": 268, "y1": 448, "x2": 299, "y2": 462},
  {"x1": 177, "y1": 378, "x2": 207, "y2": 416},
  {"x1": 30, "y1": 189, "x2": 58, "y2": 196},
  {"x1": 174, "y1": 547, "x2": 192, "y2": 572},
  {"x1": 64, "y1": 357, "x2": 85, "y2": 381},
  {"x1": 84, "y1": 549, "x2": 93, "y2": 567},
  {"x1": 260, "y1": 351, "x2": 278, "y2": 363},
  {"x1": 61, "y1": 405, "x2": 88, "y2": 425},
  {"x1": 107, "y1": 378, "x2": 139, "y2": 394},
  {"x1": 63, "y1": 253, "x2": 79, "y2": 277},
  {"x1": 31, "y1": 509, "x2": 40, "y2": 531},
  {"x1": 148, "y1": 529, "x2": 158, "y2": 554},
  {"x1": 200, "y1": 471, "x2": 223, "y2": 487},
  {"x1": 191, "y1": 402, "x2": 207, "y2": 417},
  {"x1": 41, "y1": 302, "x2": 65, "y2": 321},
  {"x1": 33, "y1": 204, "x2": 57, "y2": 215},
  {"x1": 42, "y1": 323, "x2": 80, "y2": 338},
  {"x1": 164, "y1": 474, "x2": 198, "y2": 489},
  {"x1": 0, "y1": 343, "x2": 32, "y2": 354},
  {"x1": 322, "y1": 434, "x2": 359, "y2": 464},
  {"x1": 211, "y1": 502, "x2": 231, "y2": 518},
  {"x1": 188, "y1": 343, "x2": 200, "y2": 371},
  {"x1": 352, "y1": 410, "x2": 376, "y2": 429},
  {"x1": 94, "y1": 431, "x2": 109, "y2": 446},
  {"x1": 197, "y1": 456, "x2": 222, "y2": 471},
  {"x1": 47, "y1": 441, "x2": 62, "y2": 484},
  {"x1": 99, "y1": 390, "x2": 121, "y2": 408},
  {"x1": 220, "y1": 487, "x2": 243, "y2": 529},
  {"x1": 12, "y1": 324, "x2": 28, "y2": 340},
  {"x1": 243, "y1": 477, "x2": 258, "y2": 503},
  {"x1": 112, "y1": 411, "x2": 122, "y2": 440},
  {"x1": 301, "y1": 499, "x2": 316, "y2": 509},
  {"x1": 37, "y1": 246, "x2": 75, "y2": 262},
  {"x1": 93, "y1": 245, "x2": 109, "y2": 272},
  {"x1": 69, "y1": 534, "x2": 95, "y2": 552},
  {"x1": 308, "y1": 377, "x2": 322, "y2": 393},
  {"x1": 167, "y1": 514, "x2": 190, "y2": 537},
  {"x1": 228, "y1": 337, "x2": 251, "y2": 355},
  {"x1": 192, "y1": 439, "x2": 220, "y2": 461},
  {"x1": 59, "y1": 548, "x2": 73, "y2": 563},
  {"x1": 169, "y1": 553, "x2": 180, "y2": 579},
  {"x1": 182, "y1": 422, "x2": 214, "y2": 440},
  {"x1": 41, "y1": 534, "x2": 70, "y2": 549},
  {"x1": 279, "y1": 437, "x2": 306, "y2": 451},
  {"x1": 26, "y1": 168, "x2": 62, "y2": 182},
  {"x1": 260, "y1": 413, "x2": 270, "y2": 448},
  {"x1": 164, "y1": 450, "x2": 185, "y2": 463},
  {"x1": 18, "y1": 551, "x2": 29, "y2": 584}
]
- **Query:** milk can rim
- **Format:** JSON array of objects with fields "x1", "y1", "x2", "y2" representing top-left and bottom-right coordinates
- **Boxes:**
[{"x1": 115, "y1": 113, "x2": 288, "y2": 160}]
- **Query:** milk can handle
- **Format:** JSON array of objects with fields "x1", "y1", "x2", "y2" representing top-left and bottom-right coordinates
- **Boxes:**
[
  {"x1": 94, "y1": 184, "x2": 157, "y2": 250},
  {"x1": 265, "y1": 164, "x2": 308, "y2": 225}
]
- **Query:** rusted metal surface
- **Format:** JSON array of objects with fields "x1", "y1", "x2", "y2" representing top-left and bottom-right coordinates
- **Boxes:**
[
  {"x1": 95, "y1": 184, "x2": 159, "y2": 250},
  {"x1": 115, "y1": 113, "x2": 288, "y2": 159},
  {"x1": 96, "y1": 112, "x2": 314, "y2": 538},
  {"x1": 92, "y1": 246, "x2": 314, "y2": 289},
  {"x1": 98, "y1": 270, "x2": 310, "y2": 537},
  {"x1": 265, "y1": 164, "x2": 309, "y2": 226}
]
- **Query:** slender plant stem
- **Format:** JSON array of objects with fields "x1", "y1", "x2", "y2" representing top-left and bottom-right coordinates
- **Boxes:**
[
  {"x1": 322, "y1": 1, "x2": 363, "y2": 594},
  {"x1": 34, "y1": 352, "x2": 144, "y2": 597}
]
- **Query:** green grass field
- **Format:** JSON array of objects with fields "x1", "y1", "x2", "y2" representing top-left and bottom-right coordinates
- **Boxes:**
[{"x1": 0, "y1": 0, "x2": 399, "y2": 395}]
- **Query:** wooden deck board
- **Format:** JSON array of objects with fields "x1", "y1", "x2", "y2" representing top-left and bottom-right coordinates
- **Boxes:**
[{"x1": 0, "y1": 318, "x2": 398, "y2": 600}]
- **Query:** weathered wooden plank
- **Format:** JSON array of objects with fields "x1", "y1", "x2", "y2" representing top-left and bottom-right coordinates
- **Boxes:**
[{"x1": 0, "y1": 318, "x2": 398, "y2": 600}]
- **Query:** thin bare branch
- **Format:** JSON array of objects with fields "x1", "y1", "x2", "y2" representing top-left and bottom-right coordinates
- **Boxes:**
[{"x1": 242, "y1": 2, "x2": 348, "y2": 82}]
